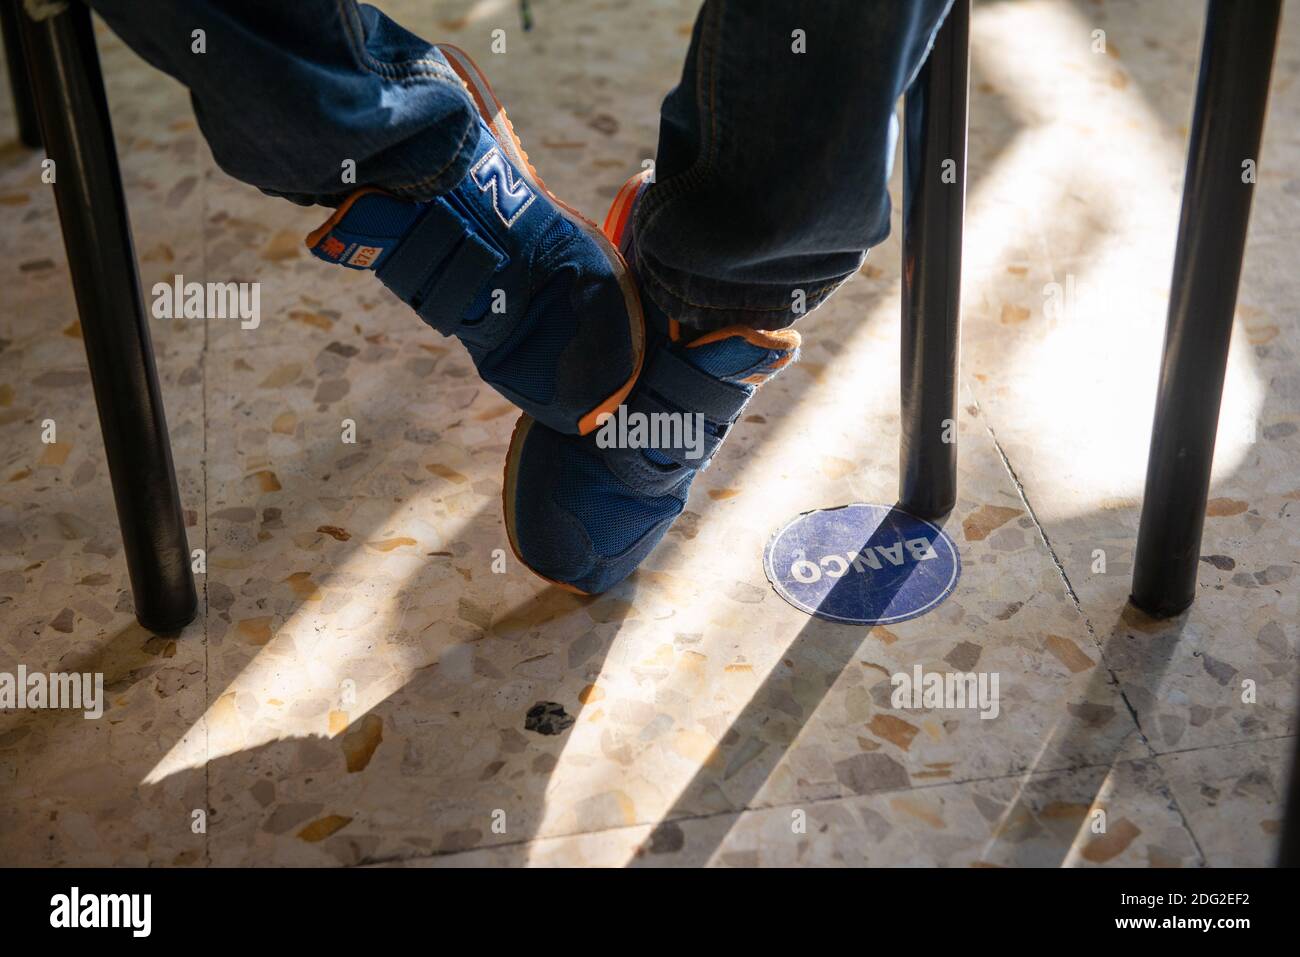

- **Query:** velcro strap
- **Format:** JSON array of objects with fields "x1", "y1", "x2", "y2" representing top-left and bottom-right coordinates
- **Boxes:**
[
  {"x1": 600, "y1": 441, "x2": 697, "y2": 497},
  {"x1": 623, "y1": 391, "x2": 723, "y2": 467},
  {"x1": 307, "y1": 192, "x2": 423, "y2": 272},
  {"x1": 412, "y1": 233, "x2": 503, "y2": 345},
  {"x1": 377, "y1": 202, "x2": 473, "y2": 301},
  {"x1": 644, "y1": 348, "x2": 751, "y2": 426},
  {"x1": 375, "y1": 200, "x2": 506, "y2": 346}
]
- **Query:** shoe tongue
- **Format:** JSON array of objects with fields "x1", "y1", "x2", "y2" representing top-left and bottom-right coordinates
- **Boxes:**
[{"x1": 680, "y1": 325, "x2": 801, "y2": 386}]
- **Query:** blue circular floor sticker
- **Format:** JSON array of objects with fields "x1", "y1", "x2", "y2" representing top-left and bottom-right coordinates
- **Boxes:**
[{"x1": 764, "y1": 503, "x2": 960, "y2": 625}]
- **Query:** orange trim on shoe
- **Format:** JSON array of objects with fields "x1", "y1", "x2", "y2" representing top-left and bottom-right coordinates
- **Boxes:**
[
  {"x1": 438, "y1": 43, "x2": 500, "y2": 129},
  {"x1": 438, "y1": 43, "x2": 582, "y2": 234},
  {"x1": 686, "y1": 325, "x2": 802, "y2": 351},
  {"x1": 304, "y1": 186, "x2": 391, "y2": 249},
  {"x1": 605, "y1": 173, "x2": 688, "y2": 349},
  {"x1": 602, "y1": 168, "x2": 652, "y2": 244},
  {"x1": 576, "y1": 353, "x2": 645, "y2": 434},
  {"x1": 602, "y1": 174, "x2": 640, "y2": 240}
]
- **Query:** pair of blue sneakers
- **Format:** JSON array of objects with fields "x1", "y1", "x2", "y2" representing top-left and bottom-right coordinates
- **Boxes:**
[{"x1": 308, "y1": 46, "x2": 799, "y2": 594}]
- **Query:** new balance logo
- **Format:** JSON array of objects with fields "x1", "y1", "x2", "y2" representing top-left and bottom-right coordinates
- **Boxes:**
[{"x1": 471, "y1": 147, "x2": 535, "y2": 227}]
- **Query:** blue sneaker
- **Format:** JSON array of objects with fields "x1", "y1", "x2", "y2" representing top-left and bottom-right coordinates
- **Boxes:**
[
  {"x1": 503, "y1": 171, "x2": 801, "y2": 594},
  {"x1": 306, "y1": 44, "x2": 643, "y2": 435}
]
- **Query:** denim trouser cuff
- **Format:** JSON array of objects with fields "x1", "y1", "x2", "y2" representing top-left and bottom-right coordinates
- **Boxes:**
[{"x1": 637, "y1": 247, "x2": 859, "y2": 333}]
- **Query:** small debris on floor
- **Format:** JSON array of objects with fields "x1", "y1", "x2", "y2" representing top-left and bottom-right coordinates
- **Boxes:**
[{"x1": 525, "y1": 702, "x2": 575, "y2": 736}]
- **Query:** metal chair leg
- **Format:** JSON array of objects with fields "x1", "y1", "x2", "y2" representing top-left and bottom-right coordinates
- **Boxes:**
[
  {"x1": 17, "y1": 2, "x2": 197, "y2": 632},
  {"x1": 1130, "y1": 0, "x2": 1281, "y2": 618},
  {"x1": 1, "y1": 0, "x2": 40, "y2": 147},
  {"x1": 1279, "y1": 715, "x2": 1300, "y2": 867},
  {"x1": 900, "y1": 0, "x2": 968, "y2": 520}
]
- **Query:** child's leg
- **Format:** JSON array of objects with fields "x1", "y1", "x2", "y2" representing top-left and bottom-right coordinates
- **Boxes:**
[
  {"x1": 636, "y1": 0, "x2": 956, "y2": 331},
  {"x1": 85, "y1": 0, "x2": 479, "y2": 205},
  {"x1": 84, "y1": 0, "x2": 647, "y2": 438},
  {"x1": 504, "y1": 0, "x2": 960, "y2": 594}
]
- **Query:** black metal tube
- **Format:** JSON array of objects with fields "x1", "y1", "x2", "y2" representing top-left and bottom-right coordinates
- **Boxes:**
[
  {"x1": 17, "y1": 2, "x2": 196, "y2": 632},
  {"x1": 1280, "y1": 706, "x2": 1300, "y2": 867},
  {"x1": 2, "y1": 0, "x2": 40, "y2": 147},
  {"x1": 1131, "y1": 0, "x2": 1280, "y2": 618},
  {"x1": 899, "y1": 0, "x2": 968, "y2": 519}
]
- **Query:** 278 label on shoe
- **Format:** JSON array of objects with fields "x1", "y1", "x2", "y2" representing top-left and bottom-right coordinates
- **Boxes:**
[{"x1": 763, "y1": 503, "x2": 960, "y2": 625}]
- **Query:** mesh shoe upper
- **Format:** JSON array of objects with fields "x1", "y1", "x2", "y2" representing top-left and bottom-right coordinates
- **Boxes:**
[
  {"x1": 306, "y1": 117, "x2": 639, "y2": 435},
  {"x1": 508, "y1": 233, "x2": 800, "y2": 593}
]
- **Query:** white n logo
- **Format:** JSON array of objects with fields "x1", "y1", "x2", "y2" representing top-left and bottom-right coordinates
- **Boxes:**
[{"x1": 471, "y1": 147, "x2": 535, "y2": 227}]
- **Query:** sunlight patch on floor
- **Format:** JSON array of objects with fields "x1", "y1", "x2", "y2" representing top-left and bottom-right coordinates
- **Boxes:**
[{"x1": 966, "y1": 0, "x2": 1263, "y2": 519}]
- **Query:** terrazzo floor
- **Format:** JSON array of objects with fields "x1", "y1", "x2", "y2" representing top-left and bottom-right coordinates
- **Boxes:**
[{"x1": 0, "y1": 0, "x2": 1296, "y2": 867}]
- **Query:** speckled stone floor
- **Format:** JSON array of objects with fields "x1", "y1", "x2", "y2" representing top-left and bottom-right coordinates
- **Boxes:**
[{"x1": 0, "y1": 0, "x2": 1296, "y2": 867}]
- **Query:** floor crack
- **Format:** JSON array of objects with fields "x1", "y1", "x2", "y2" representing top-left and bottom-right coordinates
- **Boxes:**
[
  {"x1": 969, "y1": 395, "x2": 1216, "y2": 863},
  {"x1": 971, "y1": 395, "x2": 1150, "y2": 746},
  {"x1": 199, "y1": 162, "x2": 212, "y2": 870}
]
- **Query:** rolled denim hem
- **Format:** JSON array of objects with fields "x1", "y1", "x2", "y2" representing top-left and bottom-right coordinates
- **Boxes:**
[
  {"x1": 247, "y1": 34, "x2": 481, "y2": 208},
  {"x1": 638, "y1": 249, "x2": 858, "y2": 333},
  {"x1": 85, "y1": 0, "x2": 482, "y2": 210},
  {"x1": 259, "y1": 119, "x2": 479, "y2": 208}
]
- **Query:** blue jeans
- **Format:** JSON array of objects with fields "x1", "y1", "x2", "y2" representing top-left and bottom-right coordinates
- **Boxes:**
[{"x1": 84, "y1": 0, "x2": 954, "y2": 330}]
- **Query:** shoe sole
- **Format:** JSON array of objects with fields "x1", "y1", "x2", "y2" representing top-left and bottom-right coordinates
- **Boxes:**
[
  {"x1": 503, "y1": 170, "x2": 653, "y2": 595},
  {"x1": 502, "y1": 414, "x2": 591, "y2": 595}
]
